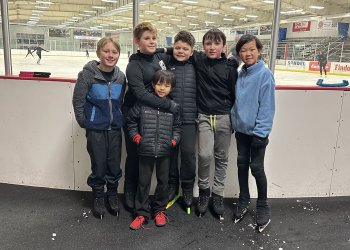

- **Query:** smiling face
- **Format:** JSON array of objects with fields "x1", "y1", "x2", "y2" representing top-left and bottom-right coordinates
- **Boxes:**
[
  {"x1": 96, "y1": 41, "x2": 120, "y2": 72},
  {"x1": 239, "y1": 40, "x2": 261, "y2": 67},
  {"x1": 154, "y1": 81, "x2": 172, "y2": 98},
  {"x1": 173, "y1": 40, "x2": 193, "y2": 62},
  {"x1": 203, "y1": 39, "x2": 224, "y2": 59},
  {"x1": 135, "y1": 30, "x2": 157, "y2": 55}
]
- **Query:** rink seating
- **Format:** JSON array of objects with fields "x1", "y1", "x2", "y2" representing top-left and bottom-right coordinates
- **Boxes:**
[{"x1": 0, "y1": 76, "x2": 349, "y2": 197}]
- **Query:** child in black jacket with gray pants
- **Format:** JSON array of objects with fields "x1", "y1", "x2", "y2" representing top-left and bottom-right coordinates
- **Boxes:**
[{"x1": 127, "y1": 70, "x2": 181, "y2": 230}]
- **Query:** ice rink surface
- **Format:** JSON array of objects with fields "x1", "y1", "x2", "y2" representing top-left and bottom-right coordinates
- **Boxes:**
[{"x1": 1, "y1": 53, "x2": 349, "y2": 86}]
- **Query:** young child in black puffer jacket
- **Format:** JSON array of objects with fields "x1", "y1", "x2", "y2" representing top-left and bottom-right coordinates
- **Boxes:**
[{"x1": 126, "y1": 70, "x2": 181, "y2": 230}]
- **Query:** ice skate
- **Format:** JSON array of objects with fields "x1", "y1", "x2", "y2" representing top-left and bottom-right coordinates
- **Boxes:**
[
  {"x1": 212, "y1": 193, "x2": 224, "y2": 221},
  {"x1": 196, "y1": 188, "x2": 210, "y2": 217},
  {"x1": 234, "y1": 200, "x2": 250, "y2": 223},
  {"x1": 107, "y1": 195, "x2": 120, "y2": 217},
  {"x1": 93, "y1": 197, "x2": 105, "y2": 219},
  {"x1": 166, "y1": 193, "x2": 180, "y2": 209},
  {"x1": 256, "y1": 200, "x2": 271, "y2": 233},
  {"x1": 182, "y1": 191, "x2": 193, "y2": 215}
]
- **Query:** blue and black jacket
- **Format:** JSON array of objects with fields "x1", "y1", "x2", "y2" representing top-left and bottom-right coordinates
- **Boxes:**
[{"x1": 73, "y1": 60, "x2": 126, "y2": 130}]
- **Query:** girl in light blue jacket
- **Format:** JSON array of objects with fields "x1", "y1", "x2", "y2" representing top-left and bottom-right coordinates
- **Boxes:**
[{"x1": 231, "y1": 34, "x2": 275, "y2": 232}]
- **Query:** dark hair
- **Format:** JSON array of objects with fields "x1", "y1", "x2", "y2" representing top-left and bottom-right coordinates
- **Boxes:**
[
  {"x1": 202, "y1": 28, "x2": 226, "y2": 46},
  {"x1": 235, "y1": 34, "x2": 263, "y2": 54},
  {"x1": 152, "y1": 70, "x2": 176, "y2": 88},
  {"x1": 174, "y1": 30, "x2": 196, "y2": 47}
]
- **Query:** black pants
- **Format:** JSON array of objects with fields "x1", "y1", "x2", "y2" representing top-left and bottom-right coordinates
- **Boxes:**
[
  {"x1": 319, "y1": 64, "x2": 327, "y2": 75},
  {"x1": 169, "y1": 124, "x2": 196, "y2": 191},
  {"x1": 86, "y1": 129, "x2": 122, "y2": 197},
  {"x1": 135, "y1": 156, "x2": 170, "y2": 218},
  {"x1": 235, "y1": 132, "x2": 268, "y2": 203}
]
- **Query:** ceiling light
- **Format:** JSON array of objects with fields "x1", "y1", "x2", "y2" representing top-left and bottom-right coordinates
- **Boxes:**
[
  {"x1": 170, "y1": 18, "x2": 181, "y2": 21},
  {"x1": 161, "y1": 6, "x2": 175, "y2": 9},
  {"x1": 92, "y1": 6, "x2": 106, "y2": 9},
  {"x1": 35, "y1": 5, "x2": 49, "y2": 8},
  {"x1": 79, "y1": 14, "x2": 91, "y2": 17},
  {"x1": 246, "y1": 15, "x2": 258, "y2": 18},
  {"x1": 187, "y1": 15, "x2": 198, "y2": 18},
  {"x1": 84, "y1": 10, "x2": 97, "y2": 13},
  {"x1": 206, "y1": 11, "x2": 219, "y2": 15},
  {"x1": 189, "y1": 23, "x2": 198, "y2": 25},
  {"x1": 223, "y1": 18, "x2": 234, "y2": 21},
  {"x1": 231, "y1": 6, "x2": 245, "y2": 10},
  {"x1": 262, "y1": 0, "x2": 274, "y2": 3},
  {"x1": 144, "y1": 10, "x2": 157, "y2": 14},
  {"x1": 206, "y1": 21, "x2": 215, "y2": 24},
  {"x1": 281, "y1": 9, "x2": 304, "y2": 14},
  {"x1": 101, "y1": 0, "x2": 118, "y2": 2},
  {"x1": 182, "y1": 0, "x2": 198, "y2": 4},
  {"x1": 309, "y1": 5, "x2": 324, "y2": 9},
  {"x1": 36, "y1": 1, "x2": 54, "y2": 4},
  {"x1": 158, "y1": 21, "x2": 168, "y2": 24},
  {"x1": 32, "y1": 10, "x2": 44, "y2": 13}
]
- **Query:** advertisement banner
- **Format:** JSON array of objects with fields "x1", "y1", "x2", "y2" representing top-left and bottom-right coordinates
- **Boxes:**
[
  {"x1": 309, "y1": 61, "x2": 331, "y2": 72},
  {"x1": 292, "y1": 21, "x2": 311, "y2": 32},
  {"x1": 333, "y1": 63, "x2": 350, "y2": 74},
  {"x1": 287, "y1": 60, "x2": 306, "y2": 70},
  {"x1": 259, "y1": 25, "x2": 272, "y2": 35},
  {"x1": 317, "y1": 20, "x2": 337, "y2": 30},
  {"x1": 246, "y1": 28, "x2": 259, "y2": 35}
]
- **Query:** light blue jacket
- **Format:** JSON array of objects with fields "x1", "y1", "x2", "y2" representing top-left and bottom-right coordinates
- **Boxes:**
[{"x1": 231, "y1": 60, "x2": 275, "y2": 138}]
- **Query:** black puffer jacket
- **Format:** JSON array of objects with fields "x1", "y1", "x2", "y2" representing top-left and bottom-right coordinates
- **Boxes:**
[
  {"x1": 127, "y1": 101, "x2": 181, "y2": 158},
  {"x1": 168, "y1": 57, "x2": 197, "y2": 125}
]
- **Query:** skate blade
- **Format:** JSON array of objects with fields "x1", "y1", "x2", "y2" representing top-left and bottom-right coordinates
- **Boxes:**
[
  {"x1": 219, "y1": 215, "x2": 224, "y2": 221},
  {"x1": 258, "y1": 219, "x2": 271, "y2": 233},
  {"x1": 234, "y1": 217, "x2": 242, "y2": 224},
  {"x1": 186, "y1": 207, "x2": 191, "y2": 215},
  {"x1": 166, "y1": 193, "x2": 181, "y2": 209}
]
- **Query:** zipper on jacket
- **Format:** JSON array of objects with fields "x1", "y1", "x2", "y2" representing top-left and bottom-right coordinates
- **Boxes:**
[
  {"x1": 108, "y1": 81, "x2": 113, "y2": 129},
  {"x1": 155, "y1": 109, "x2": 160, "y2": 158}
]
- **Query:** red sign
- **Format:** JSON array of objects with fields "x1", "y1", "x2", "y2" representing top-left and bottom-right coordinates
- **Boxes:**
[
  {"x1": 309, "y1": 61, "x2": 331, "y2": 72},
  {"x1": 292, "y1": 21, "x2": 311, "y2": 32}
]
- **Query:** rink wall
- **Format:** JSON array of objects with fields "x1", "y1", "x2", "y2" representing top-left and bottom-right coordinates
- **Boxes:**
[{"x1": 0, "y1": 76, "x2": 349, "y2": 198}]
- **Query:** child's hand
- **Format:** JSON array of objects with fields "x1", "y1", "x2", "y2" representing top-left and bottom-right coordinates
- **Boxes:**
[
  {"x1": 133, "y1": 134, "x2": 141, "y2": 145},
  {"x1": 171, "y1": 139, "x2": 177, "y2": 148}
]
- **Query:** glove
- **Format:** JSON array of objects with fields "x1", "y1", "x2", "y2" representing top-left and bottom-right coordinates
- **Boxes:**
[
  {"x1": 251, "y1": 135, "x2": 269, "y2": 148},
  {"x1": 132, "y1": 134, "x2": 141, "y2": 145},
  {"x1": 168, "y1": 100, "x2": 179, "y2": 115},
  {"x1": 171, "y1": 139, "x2": 177, "y2": 148}
]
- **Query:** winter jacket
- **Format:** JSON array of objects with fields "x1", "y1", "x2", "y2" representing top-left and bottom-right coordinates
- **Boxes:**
[
  {"x1": 168, "y1": 57, "x2": 197, "y2": 124},
  {"x1": 193, "y1": 51, "x2": 238, "y2": 115},
  {"x1": 124, "y1": 52, "x2": 175, "y2": 112},
  {"x1": 72, "y1": 60, "x2": 126, "y2": 130},
  {"x1": 231, "y1": 60, "x2": 275, "y2": 138},
  {"x1": 126, "y1": 100, "x2": 181, "y2": 158}
]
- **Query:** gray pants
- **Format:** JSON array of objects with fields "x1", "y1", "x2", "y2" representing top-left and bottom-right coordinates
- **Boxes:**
[{"x1": 197, "y1": 113, "x2": 232, "y2": 196}]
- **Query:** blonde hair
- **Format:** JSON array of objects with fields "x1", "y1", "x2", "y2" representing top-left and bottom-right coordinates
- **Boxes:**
[
  {"x1": 133, "y1": 22, "x2": 157, "y2": 40},
  {"x1": 96, "y1": 37, "x2": 121, "y2": 53}
]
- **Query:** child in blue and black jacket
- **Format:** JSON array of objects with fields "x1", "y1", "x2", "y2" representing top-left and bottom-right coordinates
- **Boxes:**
[
  {"x1": 72, "y1": 37, "x2": 126, "y2": 219},
  {"x1": 231, "y1": 34, "x2": 275, "y2": 231}
]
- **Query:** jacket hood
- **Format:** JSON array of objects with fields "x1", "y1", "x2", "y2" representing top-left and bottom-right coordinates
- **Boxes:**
[{"x1": 82, "y1": 60, "x2": 120, "y2": 81}]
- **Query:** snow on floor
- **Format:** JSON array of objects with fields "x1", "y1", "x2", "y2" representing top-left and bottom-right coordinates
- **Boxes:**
[{"x1": 0, "y1": 53, "x2": 349, "y2": 86}]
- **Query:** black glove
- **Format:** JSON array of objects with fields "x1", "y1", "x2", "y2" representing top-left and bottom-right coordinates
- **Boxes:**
[
  {"x1": 169, "y1": 100, "x2": 180, "y2": 115},
  {"x1": 251, "y1": 135, "x2": 269, "y2": 147}
]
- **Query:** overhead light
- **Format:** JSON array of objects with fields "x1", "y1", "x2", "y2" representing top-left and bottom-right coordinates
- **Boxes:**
[
  {"x1": 262, "y1": 0, "x2": 274, "y2": 3},
  {"x1": 71, "y1": 17, "x2": 81, "y2": 19},
  {"x1": 84, "y1": 10, "x2": 97, "y2": 13},
  {"x1": 114, "y1": 19, "x2": 123, "y2": 22},
  {"x1": 31, "y1": 13, "x2": 41, "y2": 16},
  {"x1": 178, "y1": 25, "x2": 186, "y2": 28},
  {"x1": 206, "y1": 11, "x2": 219, "y2": 15},
  {"x1": 35, "y1": 5, "x2": 49, "y2": 8},
  {"x1": 246, "y1": 15, "x2": 258, "y2": 18},
  {"x1": 79, "y1": 14, "x2": 91, "y2": 17},
  {"x1": 92, "y1": 6, "x2": 106, "y2": 9},
  {"x1": 281, "y1": 9, "x2": 304, "y2": 14},
  {"x1": 182, "y1": 0, "x2": 198, "y2": 4},
  {"x1": 36, "y1": 1, "x2": 54, "y2": 4},
  {"x1": 32, "y1": 10, "x2": 44, "y2": 12},
  {"x1": 206, "y1": 21, "x2": 215, "y2": 24},
  {"x1": 189, "y1": 23, "x2": 198, "y2": 25},
  {"x1": 122, "y1": 17, "x2": 132, "y2": 19},
  {"x1": 161, "y1": 6, "x2": 175, "y2": 9},
  {"x1": 231, "y1": 6, "x2": 245, "y2": 10},
  {"x1": 101, "y1": 0, "x2": 118, "y2": 2},
  {"x1": 309, "y1": 5, "x2": 324, "y2": 9},
  {"x1": 144, "y1": 10, "x2": 157, "y2": 14},
  {"x1": 170, "y1": 18, "x2": 181, "y2": 21},
  {"x1": 223, "y1": 18, "x2": 234, "y2": 21},
  {"x1": 158, "y1": 21, "x2": 168, "y2": 24},
  {"x1": 187, "y1": 15, "x2": 198, "y2": 18}
]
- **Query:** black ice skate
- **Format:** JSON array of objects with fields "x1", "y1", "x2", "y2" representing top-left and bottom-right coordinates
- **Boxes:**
[
  {"x1": 234, "y1": 200, "x2": 250, "y2": 223},
  {"x1": 182, "y1": 191, "x2": 193, "y2": 215},
  {"x1": 93, "y1": 197, "x2": 105, "y2": 219},
  {"x1": 107, "y1": 195, "x2": 120, "y2": 217},
  {"x1": 212, "y1": 193, "x2": 224, "y2": 221},
  {"x1": 196, "y1": 188, "x2": 210, "y2": 217},
  {"x1": 256, "y1": 201, "x2": 271, "y2": 232}
]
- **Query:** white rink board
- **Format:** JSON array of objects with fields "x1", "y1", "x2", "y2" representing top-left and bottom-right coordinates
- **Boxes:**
[{"x1": 0, "y1": 78, "x2": 349, "y2": 197}]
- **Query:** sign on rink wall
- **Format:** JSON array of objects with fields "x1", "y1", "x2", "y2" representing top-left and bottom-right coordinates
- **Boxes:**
[
  {"x1": 309, "y1": 61, "x2": 331, "y2": 72},
  {"x1": 332, "y1": 63, "x2": 350, "y2": 74},
  {"x1": 286, "y1": 60, "x2": 306, "y2": 70}
]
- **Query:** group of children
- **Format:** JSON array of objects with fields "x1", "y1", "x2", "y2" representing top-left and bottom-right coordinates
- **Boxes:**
[{"x1": 72, "y1": 22, "x2": 275, "y2": 232}]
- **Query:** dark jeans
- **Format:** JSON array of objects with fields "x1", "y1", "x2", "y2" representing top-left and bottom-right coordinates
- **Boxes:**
[
  {"x1": 123, "y1": 126, "x2": 139, "y2": 193},
  {"x1": 319, "y1": 64, "x2": 327, "y2": 75},
  {"x1": 86, "y1": 129, "x2": 122, "y2": 197},
  {"x1": 169, "y1": 124, "x2": 196, "y2": 191},
  {"x1": 235, "y1": 132, "x2": 269, "y2": 203},
  {"x1": 135, "y1": 156, "x2": 170, "y2": 218}
]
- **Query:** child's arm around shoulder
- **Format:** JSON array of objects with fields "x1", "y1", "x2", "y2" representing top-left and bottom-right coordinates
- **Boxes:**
[{"x1": 171, "y1": 110, "x2": 181, "y2": 144}]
